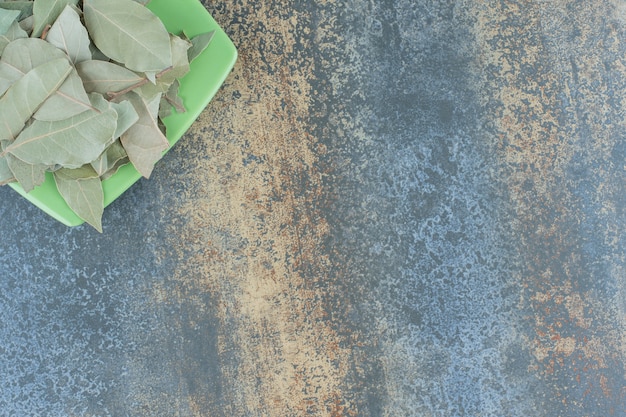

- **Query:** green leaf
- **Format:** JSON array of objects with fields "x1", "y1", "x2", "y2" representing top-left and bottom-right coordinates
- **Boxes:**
[
  {"x1": 5, "y1": 107, "x2": 118, "y2": 168},
  {"x1": 83, "y1": 0, "x2": 172, "y2": 73},
  {"x1": 46, "y1": 5, "x2": 91, "y2": 64},
  {"x1": 187, "y1": 30, "x2": 215, "y2": 63},
  {"x1": 32, "y1": 0, "x2": 78, "y2": 38},
  {"x1": 90, "y1": 139, "x2": 126, "y2": 176},
  {"x1": 0, "y1": 19, "x2": 27, "y2": 55},
  {"x1": 5, "y1": 152, "x2": 46, "y2": 192},
  {"x1": 76, "y1": 59, "x2": 144, "y2": 94},
  {"x1": 0, "y1": 8, "x2": 19, "y2": 36},
  {"x1": 0, "y1": 58, "x2": 72, "y2": 142},
  {"x1": 120, "y1": 91, "x2": 169, "y2": 178},
  {"x1": 0, "y1": 2, "x2": 34, "y2": 22},
  {"x1": 34, "y1": 69, "x2": 93, "y2": 121},
  {"x1": 54, "y1": 165, "x2": 104, "y2": 232}
]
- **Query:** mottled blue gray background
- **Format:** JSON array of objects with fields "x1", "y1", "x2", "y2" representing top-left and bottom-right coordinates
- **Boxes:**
[{"x1": 1, "y1": 0, "x2": 625, "y2": 416}]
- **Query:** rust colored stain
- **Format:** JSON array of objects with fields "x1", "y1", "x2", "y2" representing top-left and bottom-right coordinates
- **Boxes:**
[
  {"x1": 148, "y1": 0, "x2": 626, "y2": 415},
  {"x1": 162, "y1": 2, "x2": 357, "y2": 416},
  {"x1": 2, "y1": 0, "x2": 626, "y2": 415},
  {"x1": 474, "y1": 0, "x2": 626, "y2": 413}
]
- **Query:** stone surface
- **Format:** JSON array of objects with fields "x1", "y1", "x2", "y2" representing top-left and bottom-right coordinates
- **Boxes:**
[{"x1": 1, "y1": 0, "x2": 625, "y2": 416}]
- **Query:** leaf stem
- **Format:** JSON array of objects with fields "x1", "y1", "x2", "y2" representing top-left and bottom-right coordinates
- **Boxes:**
[
  {"x1": 40, "y1": 24, "x2": 52, "y2": 40},
  {"x1": 163, "y1": 95, "x2": 186, "y2": 113},
  {"x1": 106, "y1": 66, "x2": 173, "y2": 100}
]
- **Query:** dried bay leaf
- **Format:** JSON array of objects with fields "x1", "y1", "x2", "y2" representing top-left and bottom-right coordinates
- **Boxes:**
[
  {"x1": 0, "y1": 8, "x2": 19, "y2": 36},
  {"x1": 1, "y1": 38, "x2": 67, "y2": 74},
  {"x1": 158, "y1": 97, "x2": 172, "y2": 120},
  {"x1": 0, "y1": 0, "x2": 214, "y2": 229},
  {"x1": 0, "y1": 60, "x2": 23, "y2": 97},
  {"x1": 0, "y1": 2, "x2": 33, "y2": 22},
  {"x1": 136, "y1": 76, "x2": 168, "y2": 100},
  {"x1": 88, "y1": 44, "x2": 108, "y2": 61},
  {"x1": 90, "y1": 139, "x2": 127, "y2": 176},
  {"x1": 111, "y1": 100, "x2": 140, "y2": 139},
  {"x1": 83, "y1": 0, "x2": 172, "y2": 73},
  {"x1": 5, "y1": 107, "x2": 118, "y2": 168},
  {"x1": 159, "y1": 79, "x2": 184, "y2": 120},
  {"x1": 1, "y1": 40, "x2": 91, "y2": 120},
  {"x1": 0, "y1": 151, "x2": 15, "y2": 185},
  {"x1": 144, "y1": 70, "x2": 157, "y2": 84},
  {"x1": 34, "y1": 69, "x2": 93, "y2": 121},
  {"x1": 5, "y1": 152, "x2": 46, "y2": 192},
  {"x1": 88, "y1": 92, "x2": 139, "y2": 139},
  {"x1": 76, "y1": 60, "x2": 144, "y2": 94},
  {"x1": 54, "y1": 165, "x2": 104, "y2": 232},
  {"x1": 187, "y1": 30, "x2": 215, "y2": 63},
  {"x1": 161, "y1": 34, "x2": 191, "y2": 83},
  {"x1": 0, "y1": 58, "x2": 72, "y2": 142},
  {"x1": 32, "y1": 0, "x2": 78, "y2": 38},
  {"x1": 46, "y1": 5, "x2": 91, "y2": 65},
  {"x1": 18, "y1": 15, "x2": 33, "y2": 35},
  {"x1": 0, "y1": 19, "x2": 27, "y2": 55},
  {"x1": 119, "y1": 91, "x2": 169, "y2": 178},
  {"x1": 100, "y1": 156, "x2": 129, "y2": 180},
  {"x1": 157, "y1": 116, "x2": 166, "y2": 135},
  {"x1": 138, "y1": 35, "x2": 190, "y2": 99}
]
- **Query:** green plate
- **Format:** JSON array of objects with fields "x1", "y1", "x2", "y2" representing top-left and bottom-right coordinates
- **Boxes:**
[{"x1": 8, "y1": 0, "x2": 237, "y2": 227}]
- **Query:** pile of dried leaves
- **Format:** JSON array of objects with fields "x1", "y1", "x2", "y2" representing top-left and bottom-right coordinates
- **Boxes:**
[{"x1": 0, "y1": 0, "x2": 214, "y2": 231}]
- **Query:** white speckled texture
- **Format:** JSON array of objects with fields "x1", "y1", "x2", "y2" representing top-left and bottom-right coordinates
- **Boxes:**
[{"x1": 0, "y1": 0, "x2": 625, "y2": 415}]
